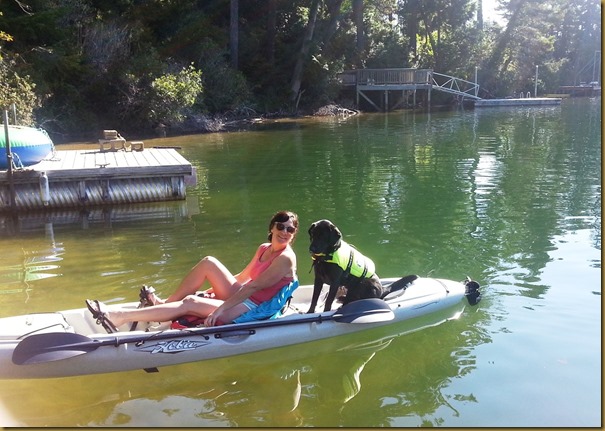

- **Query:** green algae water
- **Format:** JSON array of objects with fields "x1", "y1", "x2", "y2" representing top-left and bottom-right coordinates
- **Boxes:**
[{"x1": 0, "y1": 98, "x2": 600, "y2": 426}]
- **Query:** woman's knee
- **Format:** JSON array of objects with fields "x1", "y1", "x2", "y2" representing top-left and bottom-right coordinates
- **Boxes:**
[
  {"x1": 182, "y1": 294, "x2": 202, "y2": 307},
  {"x1": 199, "y1": 255, "x2": 220, "y2": 267},
  {"x1": 182, "y1": 295, "x2": 214, "y2": 314},
  {"x1": 192, "y1": 256, "x2": 223, "y2": 274}
]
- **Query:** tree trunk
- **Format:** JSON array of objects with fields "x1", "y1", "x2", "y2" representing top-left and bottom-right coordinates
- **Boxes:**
[
  {"x1": 322, "y1": 0, "x2": 345, "y2": 46},
  {"x1": 266, "y1": 0, "x2": 277, "y2": 65},
  {"x1": 404, "y1": 0, "x2": 419, "y2": 62},
  {"x1": 290, "y1": 0, "x2": 320, "y2": 103},
  {"x1": 481, "y1": 1, "x2": 525, "y2": 90},
  {"x1": 353, "y1": 0, "x2": 364, "y2": 55},
  {"x1": 230, "y1": 0, "x2": 238, "y2": 69}
]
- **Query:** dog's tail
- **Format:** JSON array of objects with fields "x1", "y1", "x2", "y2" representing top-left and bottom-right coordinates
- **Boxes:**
[{"x1": 380, "y1": 274, "x2": 419, "y2": 299}]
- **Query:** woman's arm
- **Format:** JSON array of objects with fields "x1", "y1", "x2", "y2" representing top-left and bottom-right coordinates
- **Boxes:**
[
  {"x1": 205, "y1": 252, "x2": 295, "y2": 325},
  {"x1": 233, "y1": 245, "x2": 265, "y2": 284}
]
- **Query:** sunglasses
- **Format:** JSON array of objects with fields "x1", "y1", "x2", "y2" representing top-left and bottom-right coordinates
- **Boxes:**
[{"x1": 275, "y1": 222, "x2": 296, "y2": 234}]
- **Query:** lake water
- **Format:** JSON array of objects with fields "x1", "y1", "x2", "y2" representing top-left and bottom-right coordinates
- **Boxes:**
[{"x1": 0, "y1": 98, "x2": 600, "y2": 427}]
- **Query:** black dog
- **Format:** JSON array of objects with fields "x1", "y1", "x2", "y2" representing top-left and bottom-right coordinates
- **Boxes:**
[{"x1": 307, "y1": 219, "x2": 386, "y2": 313}]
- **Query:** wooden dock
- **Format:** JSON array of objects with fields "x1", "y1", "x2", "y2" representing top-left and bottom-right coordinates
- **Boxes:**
[
  {"x1": 557, "y1": 85, "x2": 601, "y2": 97},
  {"x1": 0, "y1": 148, "x2": 197, "y2": 212},
  {"x1": 474, "y1": 97, "x2": 562, "y2": 107},
  {"x1": 338, "y1": 68, "x2": 480, "y2": 111}
]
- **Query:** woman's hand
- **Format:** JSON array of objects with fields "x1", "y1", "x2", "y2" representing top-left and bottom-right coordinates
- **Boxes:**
[{"x1": 204, "y1": 309, "x2": 222, "y2": 327}]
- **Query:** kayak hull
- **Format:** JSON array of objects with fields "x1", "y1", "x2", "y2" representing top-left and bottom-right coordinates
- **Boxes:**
[
  {"x1": 0, "y1": 276, "x2": 477, "y2": 379},
  {"x1": 0, "y1": 125, "x2": 54, "y2": 169}
]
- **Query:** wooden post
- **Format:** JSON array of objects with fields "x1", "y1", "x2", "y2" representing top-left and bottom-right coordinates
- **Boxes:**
[{"x1": 3, "y1": 109, "x2": 16, "y2": 210}]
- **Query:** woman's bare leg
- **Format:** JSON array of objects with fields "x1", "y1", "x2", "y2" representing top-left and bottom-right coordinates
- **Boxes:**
[
  {"x1": 107, "y1": 294, "x2": 251, "y2": 328},
  {"x1": 166, "y1": 256, "x2": 240, "y2": 302},
  {"x1": 108, "y1": 296, "x2": 221, "y2": 327}
]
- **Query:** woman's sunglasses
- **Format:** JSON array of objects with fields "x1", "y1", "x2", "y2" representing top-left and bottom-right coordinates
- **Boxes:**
[{"x1": 275, "y1": 222, "x2": 296, "y2": 234}]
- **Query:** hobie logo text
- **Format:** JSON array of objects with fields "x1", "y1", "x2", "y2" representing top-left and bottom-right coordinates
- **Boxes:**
[{"x1": 136, "y1": 339, "x2": 208, "y2": 354}]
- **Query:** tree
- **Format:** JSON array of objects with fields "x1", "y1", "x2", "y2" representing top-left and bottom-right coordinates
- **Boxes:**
[
  {"x1": 147, "y1": 64, "x2": 203, "y2": 125},
  {"x1": 230, "y1": 0, "x2": 239, "y2": 69},
  {"x1": 290, "y1": 0, "x2": 321, "y2": 104},
  {"x1": 0, "y1": 54, "x2": 39, "y2": 125},
  {"x1": 0, "y1": 0, "x2": 600, "y2": 134}
]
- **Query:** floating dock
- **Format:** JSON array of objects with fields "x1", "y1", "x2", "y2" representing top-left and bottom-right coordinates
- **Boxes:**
[
  {"x1": 0, "y1": 147, "x2": 197, "y2": 212},
  {"x1": 474, "y1": 97, "x2": 562, "y2": 107}
]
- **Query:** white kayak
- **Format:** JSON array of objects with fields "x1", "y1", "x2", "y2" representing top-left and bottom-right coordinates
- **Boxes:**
[{"x1": 0, "y1": 276, "x2": 481, "y2": 379}]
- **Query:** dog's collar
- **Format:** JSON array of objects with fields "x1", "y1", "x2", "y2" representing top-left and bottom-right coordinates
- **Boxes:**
[{"x1": 311, "y1": 252, "x2": 328, "y2": 260}]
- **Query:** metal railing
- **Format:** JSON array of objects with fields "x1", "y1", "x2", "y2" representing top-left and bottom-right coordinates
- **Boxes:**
[
  {"x1": 431, "y1": 72, "x2": 480, "y2": 99},
  {"x1": 339, "y1": 68, "x2": 432, "y2": 86},
  {"x1": 338, "y1": 68, "x2": 482, "y2": 100}
]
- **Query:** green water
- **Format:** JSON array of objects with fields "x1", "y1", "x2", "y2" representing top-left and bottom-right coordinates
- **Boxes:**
[{"x1": 0, "y1": 98, "x2": 600, "y2": 426}]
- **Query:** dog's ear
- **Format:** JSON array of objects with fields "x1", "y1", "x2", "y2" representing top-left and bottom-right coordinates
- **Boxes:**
[
  {"x1": 308, "y1": 222, "x2": 317, "y2": 238},
  {"x1": 329, "y1": 222, "x2": 342, "y2": 246}
]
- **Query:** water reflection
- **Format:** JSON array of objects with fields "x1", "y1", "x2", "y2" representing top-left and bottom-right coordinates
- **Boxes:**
[
  {"x1": 0, "y1": 199, "x2": 199, "y2": 301},
  {"x1": 0, "y1": 222, "x2": 64, "y2": 298},
  {"x1": 0, "y1": 198, "x2": 199, "y2": 237},
  {"x1": 1, "y1": 303, "x2": 488, "y2": 427},
  {"x1": 0, "y1": 99, "x2": 600, "y2": 426}
]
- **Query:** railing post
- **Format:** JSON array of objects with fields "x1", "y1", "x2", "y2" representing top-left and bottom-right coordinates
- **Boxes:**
[
  {"x1": 534, "y1": 65, "x2": 538, "y2": 97},
  {"x1": 3, "y1": 109, "x2": 17, "y2": 211}
]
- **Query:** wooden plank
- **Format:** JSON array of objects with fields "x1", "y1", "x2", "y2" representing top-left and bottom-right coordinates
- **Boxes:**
[
  {"x1": 136, "y1": 149, "x2": 163, "y2": 166},
  {"x1": 1, "y1": 149, "x2": 192, "y2": 183},
  {"x1": 161, "y1": 149, "x2": 190, "y2": 165},
  {"x1": 113, "y1": 150, "x2": 130, "y2": 168},
  {"x1": 61, "y1": 150, "x2": 78, "y2": 169}
]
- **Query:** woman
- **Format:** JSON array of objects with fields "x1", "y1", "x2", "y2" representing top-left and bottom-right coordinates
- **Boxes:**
[{"x1": 86, "y1": 210, "x2": 298, "y2": 331}]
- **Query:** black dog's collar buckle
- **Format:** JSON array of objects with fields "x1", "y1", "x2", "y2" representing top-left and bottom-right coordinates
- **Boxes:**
[{"x1": 311, "y1": 253, "x2": 327, "y2": 261}]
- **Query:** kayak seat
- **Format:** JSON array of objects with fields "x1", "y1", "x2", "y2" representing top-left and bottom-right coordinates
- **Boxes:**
[
  {"x1": 171, "y1": 280, "x2": 300, "y2": 329},
  {"x1": 233, "y1": 279, "x2": 300, "y2": 324},
  {"x1": 381, "y1": 274, "x2": 419, "y2": 300}
]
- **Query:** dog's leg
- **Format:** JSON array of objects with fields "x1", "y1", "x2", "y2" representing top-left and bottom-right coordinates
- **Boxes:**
[
  {"x1": 323, "y1": 282, "x2": 341, "y2": 312},
  {"x1": 307, "y1": 278, "x2": 325, "y2": 313}
]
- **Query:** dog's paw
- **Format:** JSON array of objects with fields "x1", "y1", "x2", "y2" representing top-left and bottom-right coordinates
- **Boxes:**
[{"x1": 335, "y1": 286, "x2": 348, "y2": 303}]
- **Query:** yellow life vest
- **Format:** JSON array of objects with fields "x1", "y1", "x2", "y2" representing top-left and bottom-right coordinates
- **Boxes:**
[{"x1": 325, "y1": 241, "x2": 375, "y2": 278}]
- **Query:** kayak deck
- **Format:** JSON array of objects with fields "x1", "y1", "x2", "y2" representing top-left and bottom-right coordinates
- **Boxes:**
[{"x1": 0, "y1": 276, "x2": 478, "y2": 379}]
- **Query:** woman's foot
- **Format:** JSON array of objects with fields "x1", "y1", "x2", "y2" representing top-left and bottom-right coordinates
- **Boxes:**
[
  {"x1": 85, "y1": 299, "x2": 119, "y2": 333},
  {"x1": 139, "y1": 285, "x2": 164, "y2": 306}
]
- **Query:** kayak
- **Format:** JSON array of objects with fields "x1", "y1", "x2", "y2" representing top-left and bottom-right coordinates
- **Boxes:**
[
  {"x1": 0, "y1": 125, "x2": 55, "y2": 169},
  {"x1": 0, "y1": 276, "x2": 481, "y2": 379}
]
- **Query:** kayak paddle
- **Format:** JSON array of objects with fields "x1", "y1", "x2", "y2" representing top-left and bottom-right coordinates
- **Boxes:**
[{"x1": 12, "y1": 298, "x2": 395, "y2": 365}]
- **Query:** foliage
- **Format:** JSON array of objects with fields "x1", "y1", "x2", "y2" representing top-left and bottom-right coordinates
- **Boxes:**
[
  {"x1": 148, "y1": 63, "x2": 203, "y2": 125},
  {"x1": 195, "y1": 39, "x2": 251, "y2": 114},
  {"x1": 0, "y1": 54, "x2": 39, "y2": 126},
  {"x1": 0, "y1": 0, "x2": 600, "y2": 137}
]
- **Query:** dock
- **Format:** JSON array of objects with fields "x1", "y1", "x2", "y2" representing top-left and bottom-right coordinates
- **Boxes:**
[
  {"x1": 474, "y1": 97, "x2": 562, "y2": 107},
  {"x1": 338, "y1": 68, "x2": 480, "y2": 111},
  {"x1": 0, "y1": 147, "x2": 197, "y2": 212},
  {"x1": 557, "y1": 85, "x2": 601, "y2": 97}
]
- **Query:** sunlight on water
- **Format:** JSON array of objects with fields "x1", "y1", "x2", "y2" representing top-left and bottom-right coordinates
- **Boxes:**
[{"x1": 0, "y1": 99, "x2": 600, "y2": 427}]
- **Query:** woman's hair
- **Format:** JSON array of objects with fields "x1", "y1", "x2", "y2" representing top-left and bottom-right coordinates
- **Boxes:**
[{"x1": 268, "y1": 210, "x2": 299, "y2": 243}]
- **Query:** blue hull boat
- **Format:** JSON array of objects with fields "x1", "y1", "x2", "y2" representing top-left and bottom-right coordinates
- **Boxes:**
[{"x1": 0, "y1": 125, "x2": 54, "y2": 169}]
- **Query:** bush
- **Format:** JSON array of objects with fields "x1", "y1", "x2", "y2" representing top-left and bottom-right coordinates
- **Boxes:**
[
  {"x1": 196, "y1": 39, "x2": 252, "y2": 114},
  {"x1": 0, "y1": 55, "x2": 39, "y2": 126},
  {"x1": 147, "y1": 63, "x2": 203, "y2": 125}
]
